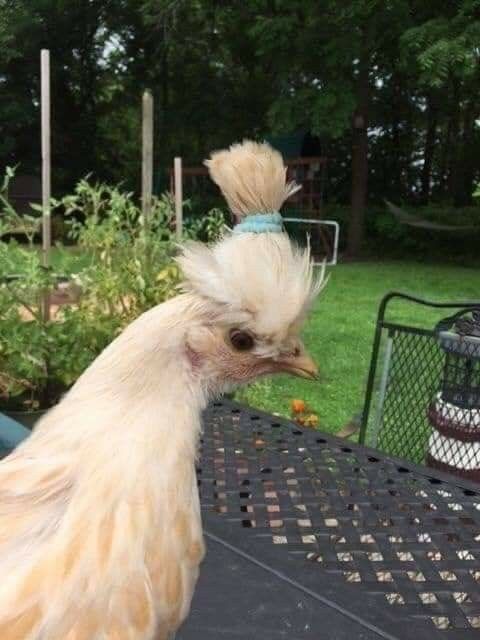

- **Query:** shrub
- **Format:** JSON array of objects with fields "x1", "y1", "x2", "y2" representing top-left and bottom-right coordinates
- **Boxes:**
[{"x1": 0, "y1": 174, "x2": 226, "y2": 411}]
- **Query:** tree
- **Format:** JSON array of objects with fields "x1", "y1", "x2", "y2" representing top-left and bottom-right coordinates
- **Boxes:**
[
  {"x1": 0, "y1": 0, "x2": 116, "y2": 190},
  {"x1": 401, "y1": 1, "x2": 480, "y2": 206},
  {"x1": 249, "y1": 0, "x2": 413, "y2": 256}
]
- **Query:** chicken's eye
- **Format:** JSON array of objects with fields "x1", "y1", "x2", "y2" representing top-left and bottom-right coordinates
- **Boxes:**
[{"x1": 229, "y1": 329, "x2": 255, "y2": 352}]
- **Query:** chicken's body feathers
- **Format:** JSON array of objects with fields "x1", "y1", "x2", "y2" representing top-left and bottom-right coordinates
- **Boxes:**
[{"x1": 0, "y1": 297, "x2": 206, "y2": 639}]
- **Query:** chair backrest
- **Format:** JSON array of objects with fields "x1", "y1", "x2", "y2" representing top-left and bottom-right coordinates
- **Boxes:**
[{"x1": 359, "y1": 292, "x2": 480, "y2": 466}]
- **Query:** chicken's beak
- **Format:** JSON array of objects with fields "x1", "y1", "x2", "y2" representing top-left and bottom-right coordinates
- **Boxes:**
[{"x1": 275, "y1": 351, "x2": 319, "y2": 380}]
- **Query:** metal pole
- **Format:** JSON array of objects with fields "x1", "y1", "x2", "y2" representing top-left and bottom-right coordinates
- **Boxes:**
[
  {"x1": 41, "y1": 49, "x2": 51, "y2": 322},
  {"x1": 370, "y1": 336, "x2": 394, "y2": 447},
  {"x1": 141, "y1": 90, "x2": 154, "y2": 226},
  {"x1": 174, "y1": 157, "x2": 183, "y2": 240}
]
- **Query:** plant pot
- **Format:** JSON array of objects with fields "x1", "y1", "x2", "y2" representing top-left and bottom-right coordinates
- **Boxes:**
[
  {"x1": 2, "y1": 384, "x2": 68, "y2": 430},
  {"x1": 0, "y1": 412, "x2": 30, "y2": 451},
  {"x1": 3, "y1": 409, "x2": 48, "y2": 430}
]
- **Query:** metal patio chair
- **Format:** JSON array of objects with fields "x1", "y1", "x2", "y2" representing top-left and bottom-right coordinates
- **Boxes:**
[{"x1": 359, "y1": 292, "x2": 480, "y2": 477}]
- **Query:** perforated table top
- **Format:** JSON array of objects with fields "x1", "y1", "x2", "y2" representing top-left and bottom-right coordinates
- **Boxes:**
[
  {"x1": 180, "y1": 400, "x2": 480, "y2": 640},
  {"x1": 1, "y1": 403, "x2": 479, "y2": 638}
]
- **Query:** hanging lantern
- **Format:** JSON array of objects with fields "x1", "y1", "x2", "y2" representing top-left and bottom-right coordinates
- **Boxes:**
[{"x1": 427, "y1": 311, "x2": 480, "y2": 481}]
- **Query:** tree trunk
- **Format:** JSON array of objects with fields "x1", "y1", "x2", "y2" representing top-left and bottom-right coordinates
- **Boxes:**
[
  {"x1": 420, "y1": 94, "x2": 438, "y2": 204},
  {"x1": 447, "y1": 81, "x2": 461, "y2": 202},
  {"x1": 347, "y1": 48, "x2": 370, "y2": 258},
  {"x1": 453, "y1": 100, "x2": 477, "y2": 207},
  {"x1": 159, "y1": 41, "x2": 170, "y2": 163},
  {"x1": 438, "y1": 115, "x2": 452, "y2": 199},
  {"x1": 391, "y1": 75, "x2": 402, "y2": 197}
]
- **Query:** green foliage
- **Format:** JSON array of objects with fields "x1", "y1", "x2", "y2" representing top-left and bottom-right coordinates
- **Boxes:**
[
  {"x1": 0, "y1": 169, "x2": 66, "y2": 408},
  {"x1": 56, "y1": 179, "x2": 181, "y2": 321},
  {"x1": 0, "y1": 173, "x2": 224, "y2": 410},
  {"x1": 184, "y1": 207, "x2": 226, "y2": 243},
  {"x1": 401, "y1": 4, "x2": 480, "y2": 88},
  {"x1": 0, "y1": 166, "x2": 41, "y2": 244}
]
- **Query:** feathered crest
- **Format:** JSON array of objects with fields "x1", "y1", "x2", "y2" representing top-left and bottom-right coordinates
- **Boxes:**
[
  {"x1": 177, "y1": 234, "x2": 328, "y2": 335},
  {"x1": 204, "y1": 140, "x2": 301, "y2": 222},
  {"x1": 178, "y1": 140, "x2": 328, "y2": 334}
]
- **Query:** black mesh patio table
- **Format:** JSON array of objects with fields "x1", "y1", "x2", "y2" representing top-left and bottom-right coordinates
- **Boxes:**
[{"x1": 179, "y1": 400, "x2": 480, "y2": 640}]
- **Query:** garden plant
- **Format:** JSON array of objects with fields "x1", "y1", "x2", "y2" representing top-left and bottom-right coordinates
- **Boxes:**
[{"x1": 0, "y1": 170, "x2": 224, "y2": 421}]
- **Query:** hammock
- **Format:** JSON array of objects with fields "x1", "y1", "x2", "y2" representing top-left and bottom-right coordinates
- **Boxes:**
[{"x1": 385, "y1": 200, "x2": 478, "y2": 232}]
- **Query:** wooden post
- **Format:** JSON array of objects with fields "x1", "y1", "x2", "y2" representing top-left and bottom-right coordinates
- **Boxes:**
[
  {"x1": 41, "y1": 49, "x2": 51, "y2": 322},
  {"x1": 174, "y1": 157, "x2": 183, "y2": 240},
  {"x1": 141, "y1": 90, "x2": 154, "y2": 226}
]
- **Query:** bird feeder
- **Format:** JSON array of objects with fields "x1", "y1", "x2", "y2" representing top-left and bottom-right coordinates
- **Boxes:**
[{"x1": 427, "y1": 310, "x2": 480, "y2": 481}]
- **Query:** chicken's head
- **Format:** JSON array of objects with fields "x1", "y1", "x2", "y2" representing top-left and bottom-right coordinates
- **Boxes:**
[{"x1": 176, "y1": 141, "x2": 328, "y2": 394}]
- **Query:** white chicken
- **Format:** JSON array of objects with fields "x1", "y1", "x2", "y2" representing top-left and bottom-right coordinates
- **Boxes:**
[{"x1": 0, "y1": 140, "x2": 326, "y2": 639}]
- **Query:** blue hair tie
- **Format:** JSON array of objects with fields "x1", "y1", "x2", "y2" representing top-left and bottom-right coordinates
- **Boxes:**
[{"x1": 233, "y1": 212, "x2": 283, "y2": 234}]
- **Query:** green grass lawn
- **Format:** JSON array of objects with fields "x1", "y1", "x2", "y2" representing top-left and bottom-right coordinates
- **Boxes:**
[{"x1": 236, "y1": 261, "x2": 479, "y2": 434}]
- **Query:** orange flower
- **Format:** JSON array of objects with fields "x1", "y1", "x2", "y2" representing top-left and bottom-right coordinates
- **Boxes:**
[{"x1": 291, "y1": 399, "x2": 306, "y2": 414}]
